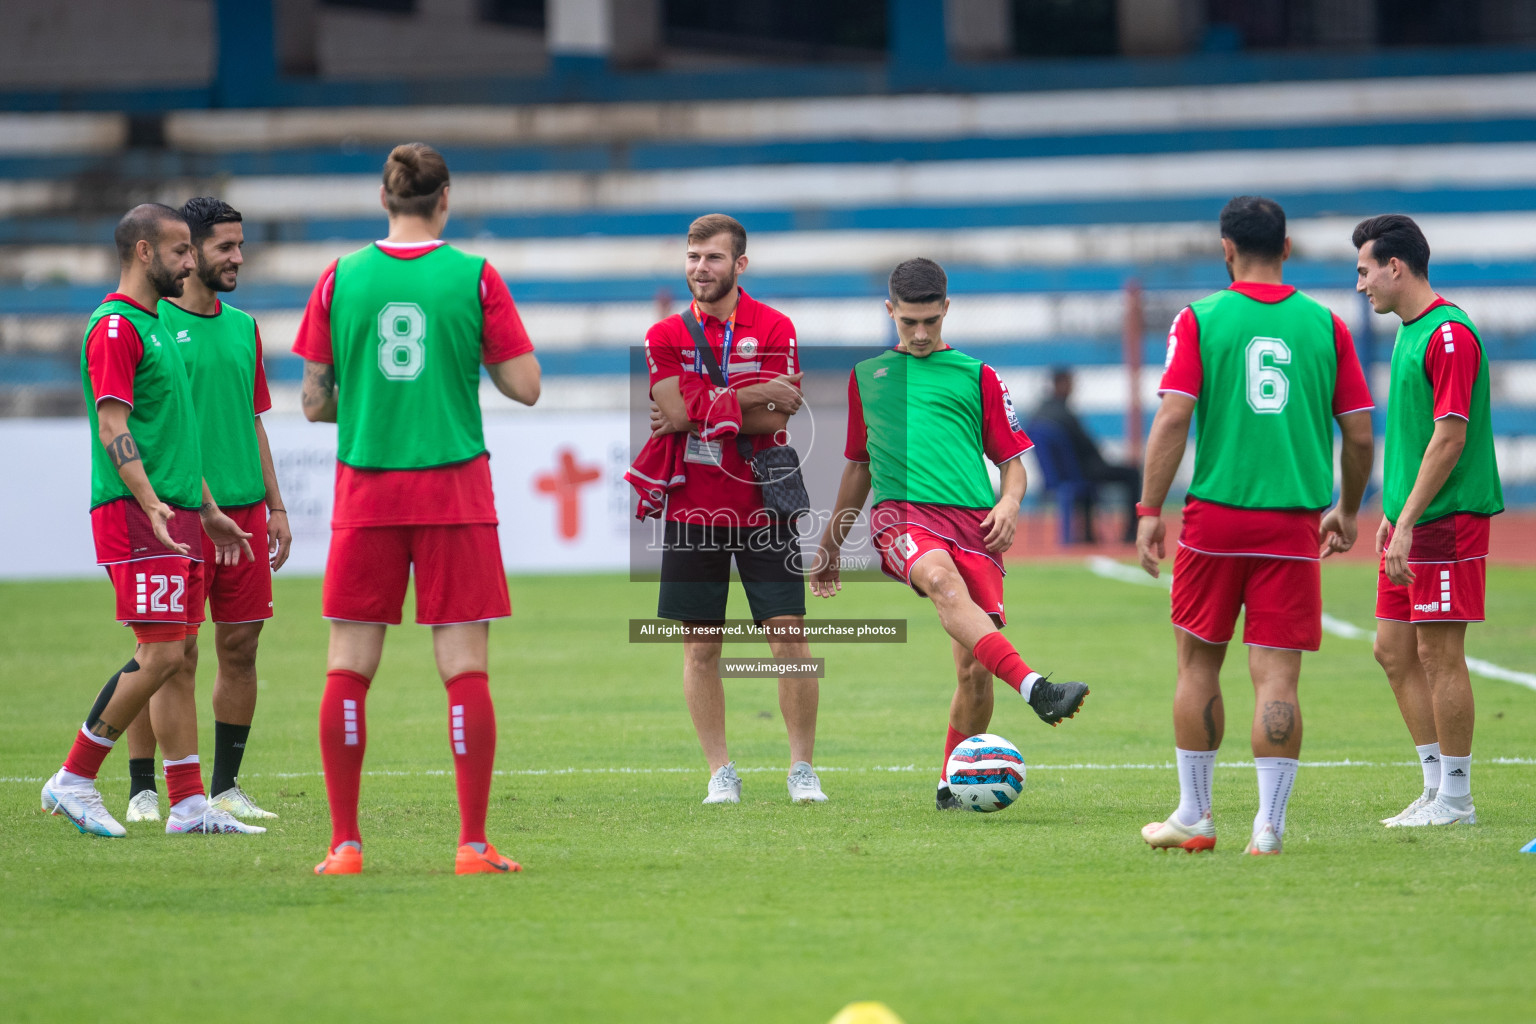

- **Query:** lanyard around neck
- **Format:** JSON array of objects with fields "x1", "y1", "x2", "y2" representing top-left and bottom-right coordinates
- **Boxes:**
[{"x1": 691, "y1": 300, "x2": 737, "y2": 381}]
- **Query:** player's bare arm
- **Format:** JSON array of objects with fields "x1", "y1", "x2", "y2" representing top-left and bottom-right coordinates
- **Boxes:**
[
  {"x1": 301, "y1": 359, "x2": 338, "y2": 422},
  {"x1": 981, "y1": 458, "x2": 1026, "y2": 553},
  {"x1": 95, "y1": 397, "x2": 189, "y2": 556},
  {"x1": 1384, "y1": 416, "x2": 1468, "y2": 585},
  {"x1": 198, "y1": 479, "x2": 256, "y2": 566},
  {"x1": 1136, "y1": 393, "x2": 1195, "y2": 577},
  {"x1": 1320, "y1": 410, "x2": 1374, "y2": 558},
  {"x1": 811, "y1": 460, "x2": 873, "y2": 597},
  {"x1": 254, "y1": 416, "x2": 292, "y2": 571},
  {"x1": 487, "y1": 352, "x2": 541, "y2": 406}
]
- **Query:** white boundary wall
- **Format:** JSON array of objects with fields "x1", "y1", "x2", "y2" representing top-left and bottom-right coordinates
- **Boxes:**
[{"x1": 0, "y1": 414, "x2": 635, "y2": 580}]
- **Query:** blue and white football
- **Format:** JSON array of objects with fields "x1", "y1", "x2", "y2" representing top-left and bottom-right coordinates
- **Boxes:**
[{"x1": 945, "y1": 733, "x2": 1026, "y2": 812}]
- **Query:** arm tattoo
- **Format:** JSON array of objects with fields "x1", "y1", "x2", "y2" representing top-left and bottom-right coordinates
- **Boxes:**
[
  {"x1": 1262, "y1": 701, "x2": 1296, "y2": 745},
  {"x1": 106, "y1": 432, "x2": 140, "y2": 469},
  {"x1": 301, "y1": 361, "x2": 336, "y2": 412},
  {"x1": 1202, "y1": 695, "x2": 1222, "y2": 749}
]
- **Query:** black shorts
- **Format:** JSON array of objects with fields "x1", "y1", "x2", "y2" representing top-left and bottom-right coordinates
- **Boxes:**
[{"x1": 658, "y1": 520, "x2": 806, "y2": 625}]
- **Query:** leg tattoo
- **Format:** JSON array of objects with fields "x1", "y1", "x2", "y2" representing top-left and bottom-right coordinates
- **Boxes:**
[{"x1": 1262, "y1": 701, "x2": 1296, "y2": 745}]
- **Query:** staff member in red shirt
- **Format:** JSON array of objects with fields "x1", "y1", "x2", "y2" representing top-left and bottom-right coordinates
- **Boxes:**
[{"x1": 646, "y1": 214, "x2": 825, "y2": 805}]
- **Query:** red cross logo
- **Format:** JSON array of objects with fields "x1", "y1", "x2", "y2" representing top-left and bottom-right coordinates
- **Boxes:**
[{"x1": 535, "y1": 448, "x2": 603, "y2": 540}]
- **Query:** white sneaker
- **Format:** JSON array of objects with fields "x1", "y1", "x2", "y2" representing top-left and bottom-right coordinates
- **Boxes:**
[
  {"x1": 1381, "y1": 787, "x2": 1436, "y2": 826},
  {"x1": 702, "y1": 761, "x2": 741, "y2": 805},
  {"x1": 125, "y1": 790, "x2": 161, "y2": 823},
  {"x1": 787, "y1": 761, "x2": 828, "y2": 804},
  {"x1": 209, "y1": 785, "x2": 277, "y2": 820},
  {"x1": 166, "y1": 805, "x2": 267, "y2": 834},
  {"x1": 41, "y1": 772, "x2": 125, "y2": 837},
  {"x1": 1387, "y1": 795, "x2": 1477, "y2": 828}
]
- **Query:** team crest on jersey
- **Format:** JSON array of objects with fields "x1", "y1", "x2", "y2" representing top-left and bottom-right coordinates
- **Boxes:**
[{"x1": 737, "y1": 337, "x2": 758, "y2": 358}]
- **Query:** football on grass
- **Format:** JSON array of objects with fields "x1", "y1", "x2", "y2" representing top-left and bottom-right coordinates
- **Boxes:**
[{"x1": 946, "y1": 734, "x2": 1026, "y2": 812}]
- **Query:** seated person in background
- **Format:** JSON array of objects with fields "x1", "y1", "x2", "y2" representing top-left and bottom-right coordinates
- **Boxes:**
[{"x1": 1031, "y1": 367, "x2": 1141, "y2": 543}]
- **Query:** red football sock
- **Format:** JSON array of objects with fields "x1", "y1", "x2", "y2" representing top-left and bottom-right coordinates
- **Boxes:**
[
  {"x1": 972, "y1": 632, "x2": 1033, "y2": 694},
  {"x1": 62, "y1": 726, "x2": 113, "y2": 780},
  {"x1": 942, "y1": 724, "x2": 969, "y2": 782},
  {"x1": 163, "y1": 755, "x2": 205, "y2": 806},
  {"x1": 445, "y1": 672, "x2": 497, "y2": 847},
  {"x1": 319, "y1": 669, "x2": 371, "y2": 850}
]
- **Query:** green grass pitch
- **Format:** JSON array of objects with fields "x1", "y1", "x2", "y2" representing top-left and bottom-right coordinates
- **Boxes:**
[{"x1": 2, "y1": 562, "x2": 1533, "y2": 1022}]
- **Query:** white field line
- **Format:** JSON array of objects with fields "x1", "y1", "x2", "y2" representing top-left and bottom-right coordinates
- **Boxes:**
[
  {"x1": 1086, "y1": 556, "x2": 1536, "y2": 692},
  {"x1": 5, "y1": 758, "x2": 1536, "y2": 786}
]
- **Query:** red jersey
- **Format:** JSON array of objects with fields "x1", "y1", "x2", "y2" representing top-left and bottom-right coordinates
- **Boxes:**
[
  {"x1": 1160, "y1": 281, "x2": 1374, "y2": 558},
  {"x1": 645, "y1": 289, "x2": 799, "y2": 525},
  {"x1": 291, "y1": 241, "x2": 534, "y2": 526}
]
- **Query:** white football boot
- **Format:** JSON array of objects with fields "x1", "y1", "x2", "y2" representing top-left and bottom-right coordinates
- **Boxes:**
[
  {"x1": 166, "y1": 800, "x2": 267, "y2": 835},
  {"x1": 210, "y1": 785, "x2": 278, "y2": 820},
  {"x1": 125, "y1": 790, "x2": 161, "y2": 823},
  {"x1": 1141, "y1": 812, "x2": 1217, "y2": 852},
  {"x1": 702, "y1": 761, "x2": 741, "y2": 804},
  {"x1": 787, "y1": 761, "x2": 828, "y2": 804},
  {"x1": 1386, "y1": 795, "x2": 1477, "y2": 827},
  {"x1": 1244, "y1": 823, "x2": 1283, "y2": 856},
  {"x1": 41, "y1": 771, "x2": 126, "y2": 838},
  {"x1": 1380, "y1": 787, "x2": 1436, "y2": 826}
]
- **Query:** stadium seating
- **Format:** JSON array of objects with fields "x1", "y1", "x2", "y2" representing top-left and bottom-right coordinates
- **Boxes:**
[{"x1": 3, "y1": 74, "x2": 1536, "y2": 502}]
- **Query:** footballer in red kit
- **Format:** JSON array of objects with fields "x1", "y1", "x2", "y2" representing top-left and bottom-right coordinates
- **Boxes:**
[
  {"x1": 295, "y1": 143, "x2": 540, "y2": 876},
  {"x1": 42, "y1": 204, "x2": 260, "y2": 840},
  {"x1": 120, "y1": 197, "x2": 294, "y2": 827},
  {"x1": 1353, "y1": 213, "x2": 1503, "y2": 829},
  {"x1": 1136, "y1": 197, "x2": 1374, "y2": 856}
]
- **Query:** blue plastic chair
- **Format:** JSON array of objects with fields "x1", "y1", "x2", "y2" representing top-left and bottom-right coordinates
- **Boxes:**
[{"x1": 1026, "y1": 419, "x2": 1095, "y2": 545}]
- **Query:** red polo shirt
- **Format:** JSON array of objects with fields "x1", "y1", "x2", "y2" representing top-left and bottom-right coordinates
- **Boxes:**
[{"x1": 645, "y1": 289, "x2": 800, "y2": 526}]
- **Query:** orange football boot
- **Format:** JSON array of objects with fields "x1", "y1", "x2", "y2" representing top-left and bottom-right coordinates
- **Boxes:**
[
  {"x1": 314, "y1": 844, "x2": 363, "y2": 875},
  {"x1": 456, "y1": 843, "x2": 522, "y2": 875}
]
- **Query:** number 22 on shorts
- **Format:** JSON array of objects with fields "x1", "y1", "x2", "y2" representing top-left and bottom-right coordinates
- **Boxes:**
[
  {"x1": 136, "y1": 572, "x2": 185, "y2": 615},
  {"x1": 378, "y1": 302, "x2": 427, "y2": 381}
]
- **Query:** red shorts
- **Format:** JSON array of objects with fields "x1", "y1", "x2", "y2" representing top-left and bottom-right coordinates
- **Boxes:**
[
  {"x1": 323, "y1": 524, "x2": 511, "y2": 625},
  {"x1": 105, "y1": 556, "x2": 206, "y2": 641},
  {"x1": 1171, "y1": 546, "x2": 1321, "y2": 651},
  {"x1": 201, "y1": 503, "x2": 273, "y2": 624},
  {"x1": 873, "y1": 522, "x2": 1007, "y2": 625},
  {"x1": 1376, "y1": 557, "x2": 1486, "y2": 623}
]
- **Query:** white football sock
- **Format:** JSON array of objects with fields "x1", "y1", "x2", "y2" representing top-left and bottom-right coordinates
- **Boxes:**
[
  {"x1": 1439, "y1": 754, "x2": 1471, "y2": 800},
  {"x1": 1173, "y1": 748, "x2": 1217, "y2": 826},
  {"x1": 169, "y1": 793, "x2": 209, "y2": 817},
  {"x1": 1254, "y1": 757, "x2": 1299, "y2": 836},
  {"x1": 1415, "y1": 742, "x2": 1442, "y2": 792}
]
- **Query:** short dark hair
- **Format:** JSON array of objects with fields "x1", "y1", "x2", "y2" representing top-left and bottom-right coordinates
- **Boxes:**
[
  {"x1": 181, "y1": 196, "x2": 242, "y2": 246},
  {"x1": 1352, "y1": 214, "x2": 1431, "y2": 279},
  {"x1": 383, "y1": 142, "x2": 450, "y2": 219},
  {"x1": 889, "y1": 258, "x2": 947, "y2": 304},
  {"x1": 1219, "y1": 195, "x2": 1287, "y2": 259},
  {"x1": 687, "y1": 213, "x2": 747, "y2": 260},
  {"x1": 113, "y1": 203, "x2": 186, "y2": 265}
]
